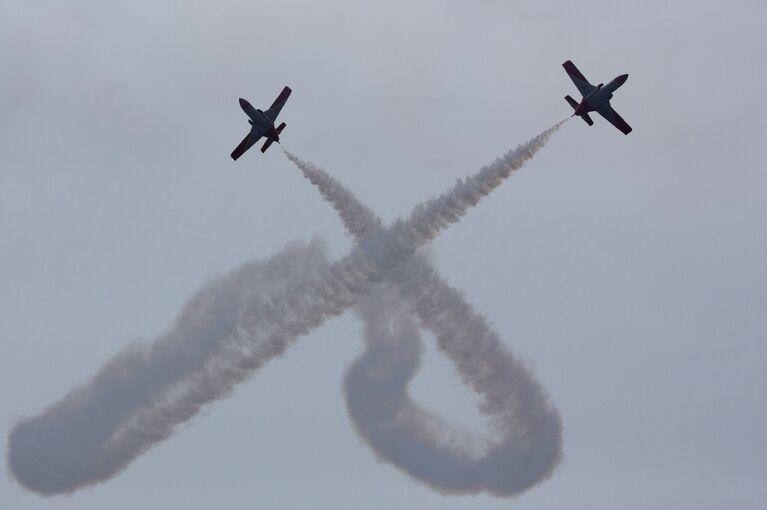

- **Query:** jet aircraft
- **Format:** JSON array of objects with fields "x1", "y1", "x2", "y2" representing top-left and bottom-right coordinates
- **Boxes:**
[
  {"x1": 562, "y1": 60, "x2": 632, "y2": 135},
  {"x1": 231, "y1": 86, "x2": 292, "y2": 160}
]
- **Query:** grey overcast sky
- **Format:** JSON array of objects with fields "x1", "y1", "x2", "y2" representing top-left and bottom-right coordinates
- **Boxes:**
[{"x1": 2, "y1": 1, "x2": 765, "y2": 508}]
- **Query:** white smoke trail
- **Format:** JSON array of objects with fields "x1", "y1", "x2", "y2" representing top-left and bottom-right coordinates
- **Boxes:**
[
  {"x1": 286, "y1": 134, "x2": 563, "y2": 496},
  {"x1": 7, "y1": 122, "x2": 562, "y2": 496},
  {"x1": 7, "y1": 240, "x2": 336, "y2": 495}
]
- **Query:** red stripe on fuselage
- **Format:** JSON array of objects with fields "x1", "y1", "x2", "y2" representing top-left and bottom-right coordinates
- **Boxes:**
[{"x1": 574, "y1": 99, "x2": 592, "y2": 116}]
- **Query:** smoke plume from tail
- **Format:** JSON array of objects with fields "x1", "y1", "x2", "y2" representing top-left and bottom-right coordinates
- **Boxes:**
[
  {"x1": 286, "y1": 132, "x2": 563, "y2": 496},
  {"x1": 7, "y1": 123, "x2": 563, "y2": 496}
]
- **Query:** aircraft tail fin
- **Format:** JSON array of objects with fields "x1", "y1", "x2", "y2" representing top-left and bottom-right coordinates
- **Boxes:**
[
  {"x1": 565, "y1": 95, "x2": 593, "y2": 126},
  {"x1": 261, "y1": 138, "x2": 275, "y2": 153}
]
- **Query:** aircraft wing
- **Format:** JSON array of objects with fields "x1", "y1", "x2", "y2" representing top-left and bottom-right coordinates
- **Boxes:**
[
  {"x1": 265, "y1": 86, "x2": 292, "y2": 122},
  {"x1": 596, "y1": 103, "x2": 633, "y2": 135},
  {"x1": 230, "y1": 131, "x2": 262, "y2": 160},
  {"x1": 562, "y1": 60, "x2": 596, "y2": 97}
]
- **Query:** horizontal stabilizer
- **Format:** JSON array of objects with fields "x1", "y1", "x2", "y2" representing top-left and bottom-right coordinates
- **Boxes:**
[
  {"x1": 565, "y1": 95, "x2": 579, "y2": 110},
  {"x1": 275, "y1": 122, "x2": 286, "y2": 135},
  {"x1": 581, "y1": 112, "x2": 594, "y2": 126},
  {"x1": 261, "y1": 138, "x2": 275, "y2": 153}
]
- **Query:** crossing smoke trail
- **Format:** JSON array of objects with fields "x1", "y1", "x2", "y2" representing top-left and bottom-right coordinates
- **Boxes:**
[
  {"x1": 7, "y1": 122, "x2": 563, "y2": 496},
  {"x1": 285, "y1": 140, "x2": 563, "y2": 496}
]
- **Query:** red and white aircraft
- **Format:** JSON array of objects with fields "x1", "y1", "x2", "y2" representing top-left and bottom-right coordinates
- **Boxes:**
[
  {"x1": 563, "y1": 60, "x2": 632, "y2": 135},
  {"x1": 231, "y1": 86, "x2": 292, "y2": 160}
]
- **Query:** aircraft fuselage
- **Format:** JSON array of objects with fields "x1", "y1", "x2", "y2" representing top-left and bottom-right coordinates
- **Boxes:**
[
  {"x1": 241, "y1": 100, "x2": 280, "y2": 142},
  {"x1": 574, "y1": 74, "x2": 628, "y2": 115}
]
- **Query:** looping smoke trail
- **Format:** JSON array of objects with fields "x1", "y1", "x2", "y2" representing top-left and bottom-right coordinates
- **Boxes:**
[
  {"x1": 285, "y1": 132, "x2": 563, "y2": 496},
  {"x1": 7, "y1": 122, "x2": 563, "y2": 497}
]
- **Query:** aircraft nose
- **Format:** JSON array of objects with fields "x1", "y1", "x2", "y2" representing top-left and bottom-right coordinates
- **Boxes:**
[{"x1": 618, "y1": 74, "x2": 629, "y2": 84}]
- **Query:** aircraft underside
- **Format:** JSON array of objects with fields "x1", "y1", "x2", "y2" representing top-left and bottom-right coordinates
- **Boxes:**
[{"x1": 562, "y1": 60, "x2": 632, "y2": 135}]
